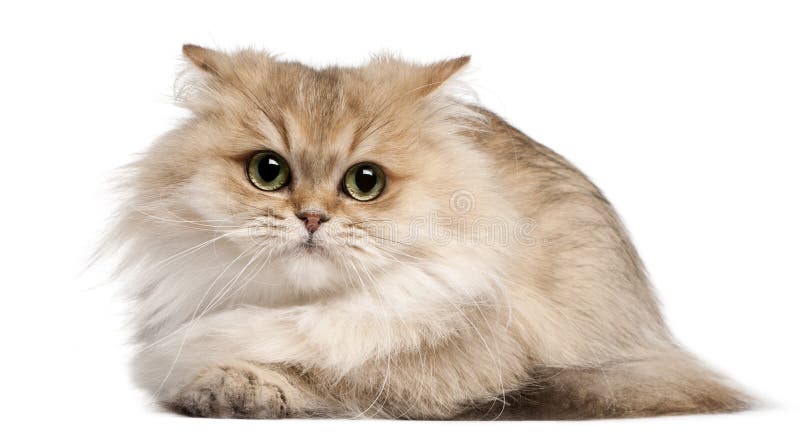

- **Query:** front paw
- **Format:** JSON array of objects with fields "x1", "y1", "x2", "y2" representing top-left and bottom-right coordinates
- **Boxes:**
[{"x1": 168, "y1": 363, "x2": 290, "y2": 418}]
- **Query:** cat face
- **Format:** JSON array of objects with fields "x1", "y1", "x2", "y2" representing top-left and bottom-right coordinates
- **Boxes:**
[{"x1": 124, "y1": 46, "x2": 512, "y2": 300}]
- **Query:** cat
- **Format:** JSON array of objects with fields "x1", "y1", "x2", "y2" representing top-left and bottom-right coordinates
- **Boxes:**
[{"x1": 104, "y1": 44, "x2": 751, "y2": 419}]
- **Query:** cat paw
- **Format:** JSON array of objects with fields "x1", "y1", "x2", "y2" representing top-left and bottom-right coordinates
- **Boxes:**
[{"x1": 168, "y1": 364, "x2": 290, "y2": 418}]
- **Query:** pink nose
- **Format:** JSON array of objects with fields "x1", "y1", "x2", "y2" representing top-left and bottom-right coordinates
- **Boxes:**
[{"x1": 296, "y1": 211, "x2": 327, "y2": 234}]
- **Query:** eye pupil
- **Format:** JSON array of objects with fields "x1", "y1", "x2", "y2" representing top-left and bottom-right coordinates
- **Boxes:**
[
  {"x1": 355, "y1": 167, "x2": 377, "y2": 192},
  {"x1": 344, "y1": 163, "x2": 385, "y2": 201},
  {"x1": 248, "y1": 151, "x2": 290, "y2": 191},
  {"x1": 258, "y1": 157, "x2": 281, "y2": 182}
]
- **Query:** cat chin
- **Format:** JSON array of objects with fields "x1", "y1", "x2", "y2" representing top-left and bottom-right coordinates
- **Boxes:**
[{"x1": 274, "y1": 251, "x2": 343, "y2": 294}]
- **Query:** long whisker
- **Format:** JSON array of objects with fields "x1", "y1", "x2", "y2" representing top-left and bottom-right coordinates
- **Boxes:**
[
  {"x1": 133, "y1": 207, "x2": 243, "y2": 229},
  {"x1": 147, "y1": 243, "x2": 260, "y2": 401},
  {"x1": 347, "y1": 258, "x2": 393, "y2": 419},
  {"x1": 147, "y1": 230, "x2": 239, "y2": 272},
  {"x1": 199, "y1": 245, "x2": 270, "y2": 317},
  {"x1": 363, "y1": 243, "x2": 508, "y2": 418}
]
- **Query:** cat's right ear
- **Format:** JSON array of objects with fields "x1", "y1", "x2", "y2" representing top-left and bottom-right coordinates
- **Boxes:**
[
  {"x1": 177, "y1": 44, "x2": 239, "y2": 113},
  {"x1": 182, "y1": 44, "x2": 230, "y2": 77}
]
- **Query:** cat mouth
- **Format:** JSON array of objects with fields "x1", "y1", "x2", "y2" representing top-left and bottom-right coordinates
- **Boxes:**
[{"x1": 299, "y1": 239, "x2": 325, "y2": 255}]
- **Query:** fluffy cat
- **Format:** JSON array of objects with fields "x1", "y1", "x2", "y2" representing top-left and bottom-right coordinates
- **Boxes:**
[{"x1": 105, "y1": 44, "x2": 751, "y2": 419}]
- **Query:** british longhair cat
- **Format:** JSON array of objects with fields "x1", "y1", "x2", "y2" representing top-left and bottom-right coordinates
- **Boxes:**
[{"x1": 105, "y1": 45, "x2": 750, "y2": 419}]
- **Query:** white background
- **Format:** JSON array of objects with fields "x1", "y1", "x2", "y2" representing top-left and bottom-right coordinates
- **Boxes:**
[{"x1": 1, "y1": 1, "x2": 798, "y2": 433}]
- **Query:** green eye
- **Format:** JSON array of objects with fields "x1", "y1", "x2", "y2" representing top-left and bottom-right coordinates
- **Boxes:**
[
  {"x1": 247, "y1": 151, "x2": 290, "y2": 191},
  {"x1": 343, "y1": 163, "x2": 385, "y2": 201}
]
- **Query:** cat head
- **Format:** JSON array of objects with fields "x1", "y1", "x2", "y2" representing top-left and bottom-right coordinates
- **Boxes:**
[{"x1": 112, "y1": 45, "x2": 517, "y2": 303}]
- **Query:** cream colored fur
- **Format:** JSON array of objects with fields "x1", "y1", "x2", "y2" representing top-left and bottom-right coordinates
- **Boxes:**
[{"x1": 104, "y1": 45, "x2": 750, "y2": 419}]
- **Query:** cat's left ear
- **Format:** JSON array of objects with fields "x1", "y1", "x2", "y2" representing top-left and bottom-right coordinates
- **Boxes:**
[
  {"x1": 414, "y1": 56, "x2": 471, "y2": 97},
  {"x1": 369, "y1": 54, "x2": 471, "y2": 99}
]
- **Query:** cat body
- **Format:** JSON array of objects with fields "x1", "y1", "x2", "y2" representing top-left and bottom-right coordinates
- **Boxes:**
[{"x1": 108, "y1": 45, "x2": 749, "y2": 419}]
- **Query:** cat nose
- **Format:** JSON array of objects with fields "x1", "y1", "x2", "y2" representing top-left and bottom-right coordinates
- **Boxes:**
[{"x1": 295, "y1": 210, "x2": 328, "y2": 234}]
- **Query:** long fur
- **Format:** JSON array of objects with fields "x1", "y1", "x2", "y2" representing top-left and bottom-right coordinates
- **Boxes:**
[{"x1": 103, "y1": 45, "x2": 751, "y2": 419}]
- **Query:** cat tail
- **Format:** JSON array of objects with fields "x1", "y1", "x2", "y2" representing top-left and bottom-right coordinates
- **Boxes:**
[{"x1": 460, "y1": 348, "x2": 755, "y2": 420}]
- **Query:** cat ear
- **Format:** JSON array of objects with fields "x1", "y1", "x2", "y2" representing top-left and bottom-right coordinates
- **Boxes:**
[
  {"x1": 182, "y1": 44, "x2": 232, "y2": 77},
  {"x1": 368, "y1": 54, "x2": 471, "y2": 99},
  {"x1": 416, "y1": 56, "x2": 471, "y2": 97}
]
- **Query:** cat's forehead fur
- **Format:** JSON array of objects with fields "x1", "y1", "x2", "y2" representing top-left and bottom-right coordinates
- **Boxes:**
[{"x1": 180, "y1": 44, "x2": 471, "y2": 148}]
